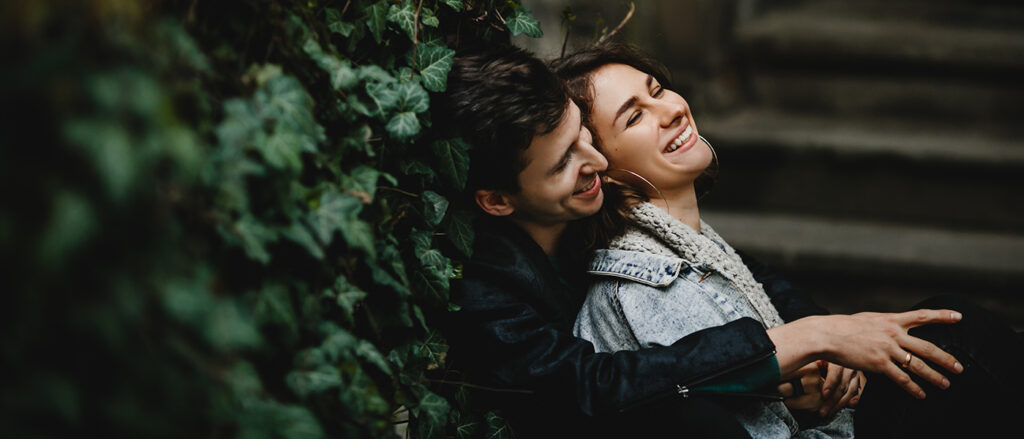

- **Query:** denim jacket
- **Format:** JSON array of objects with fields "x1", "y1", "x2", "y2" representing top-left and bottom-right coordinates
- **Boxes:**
[{"x1": 574, "y1": 204, "x2": 855, "y2": 438}]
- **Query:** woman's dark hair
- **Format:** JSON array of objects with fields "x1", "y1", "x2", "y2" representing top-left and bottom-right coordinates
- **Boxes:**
[
  {"x1": 551, "y1": 42, "x2": 718, "y2": 253},
  {"x1": 438, "y1": 44, "x2": 570, "y2": 195}
]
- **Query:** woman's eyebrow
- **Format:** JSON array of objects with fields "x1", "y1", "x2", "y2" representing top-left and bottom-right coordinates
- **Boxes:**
[{"x1": 613, "y1": 74, "x2": 654, "y2": 123}]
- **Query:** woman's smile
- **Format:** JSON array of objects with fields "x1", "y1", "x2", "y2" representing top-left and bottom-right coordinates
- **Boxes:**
[{"x1": 665, "y1": 120, "x2": 696, "y2": 154}]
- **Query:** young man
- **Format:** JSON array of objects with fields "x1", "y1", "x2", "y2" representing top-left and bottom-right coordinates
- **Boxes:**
[{"x1": 438, "y1": 45, "x2": 824, "y2": 438}]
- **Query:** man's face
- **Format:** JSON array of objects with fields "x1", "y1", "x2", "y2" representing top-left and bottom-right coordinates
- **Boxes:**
[{"x1": 506, "y1": 101, "x2": 608, "y2": 227}]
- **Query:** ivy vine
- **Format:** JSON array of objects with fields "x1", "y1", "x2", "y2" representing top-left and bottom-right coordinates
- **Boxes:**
[{"x1": 1, "y1": 1, "x2": 543, "y2": 438}]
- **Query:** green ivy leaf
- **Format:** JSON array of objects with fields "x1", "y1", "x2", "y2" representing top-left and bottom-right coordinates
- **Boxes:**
[
  {"x1": 355, "y1": 340, "x2": 392, "y2": 374},
  {"x1": 386, "y1": 112, "x2": 420, "y2": 140},
  {"x1": 412, "y1": 391, "x2": 450, "y2": 436},
  {"x1": 421, "y1": 190, "x2": 449, "y2": 227},
  {"x1": 286, "y1": 365, "x2": 342, "y2": 399},
  {"x1": 386, "y1": 1, "x2": 417, "y2": 41},
  {"x1": 365, "y1": 246, "x2": 411, "y2": 297},
  {"x1": 304, "y1": 38, "x2": 357, "y2": 91},
  {"x1": 431, "y1": 138, "x2": 470, "y2": 190},
  {"x1": 507, "y1": 6, "x2": 543, "y2": 38},
  {"x1": 227, "y1": 213, "x2": 278, "y2": 264},
  {"x1": 442, "y1": 0, "x2": 463, "y2": 11},
  {"x1": 416, "y1": 42, "x2": 455, "y2": 92},
  {"x1": 331, "y1": 275, "x2": 366, "y2": 324},
  {"x1": 395, "y1": 81, "x2": 430, "y2": 113},
  {"x1": 341, "y1": 165, "x2": 381, "y2": 202},
  {"x1": 398, "y1": 157, "x2": 437, "y2": 186},
  {"x1": 366, "y1": 0, "x2": 389, "y2": 44},
  {"x1": 253, "y1": 283, "x2": 297, "y2": 333},
  {"x1": 325, "y1": 8, "x2": 355, "y2": 36},
  {"x1": 206, "y1": 299, "x2": 263, "y2": 350},
  {"x1": 311, "y1": 191, "x2": 375, "y2": 257},
  {"x1": 443, "y1": 209, "x2": 475, "y2": 257},
  {"x1": 256, "y1": 74, "x2": 326, "y2": 150},
  {"x1": 282, "y1": 220, "x2": 324, "y2": 259},
  {"x1": 421, "y1": 7, "x2": 439, "y2": 27}
]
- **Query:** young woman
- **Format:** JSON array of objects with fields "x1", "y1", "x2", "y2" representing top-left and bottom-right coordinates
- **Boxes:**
[{"x1": 552, "y1": 43, "x2": 1022, "y2": 438}]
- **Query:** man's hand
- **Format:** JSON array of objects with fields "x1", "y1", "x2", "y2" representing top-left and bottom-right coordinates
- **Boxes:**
[{"x1": 769, "y1": 309, "x2": 963, "y2": 400}]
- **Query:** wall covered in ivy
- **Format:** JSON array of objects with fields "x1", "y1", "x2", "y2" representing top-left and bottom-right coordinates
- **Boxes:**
[{"x1": 1, "y1": 1, "x2": 543, "y2": 437}]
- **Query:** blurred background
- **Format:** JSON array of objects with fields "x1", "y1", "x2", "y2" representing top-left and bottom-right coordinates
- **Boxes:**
[{"x1": 514, "y1": 0, "x2": 1024, "y2": 329}]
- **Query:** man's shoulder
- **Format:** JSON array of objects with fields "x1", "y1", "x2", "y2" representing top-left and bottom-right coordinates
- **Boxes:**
[{"x1": 464, "y1": 215, "x2": 547, "y2": 270}]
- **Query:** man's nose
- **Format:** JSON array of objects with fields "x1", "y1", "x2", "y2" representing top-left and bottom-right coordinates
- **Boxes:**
[{"x1": 580, "y1": 142, "x2": 608, "y2": 173}]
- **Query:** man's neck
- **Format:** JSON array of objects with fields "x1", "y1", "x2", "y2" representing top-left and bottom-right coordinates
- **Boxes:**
[{"x1": 511, "y1": 219, "x2": 568, "y2": 257}]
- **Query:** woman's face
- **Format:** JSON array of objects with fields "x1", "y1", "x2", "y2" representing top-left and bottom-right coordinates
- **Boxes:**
[{"x1": 587, "y1": 63, "x2": 713, "y2": 195}]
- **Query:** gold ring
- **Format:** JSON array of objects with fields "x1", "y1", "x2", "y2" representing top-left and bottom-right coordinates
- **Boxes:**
[{"x1": 900, "y1": 352, "x2": 912, "y2": 368}]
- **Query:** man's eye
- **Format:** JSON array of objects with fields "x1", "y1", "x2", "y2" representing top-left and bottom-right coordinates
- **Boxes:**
[
  {"x1": 626, "y1": 112, "x2": 641, "y2": 127},
  {"x1": 653, "y1": 86, "x2": 664, "y2": 97}
]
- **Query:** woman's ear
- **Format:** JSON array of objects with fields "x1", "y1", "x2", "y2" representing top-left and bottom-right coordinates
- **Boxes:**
[{"x1": 474, "y1": 189, "x2": 516, "y2": 217}]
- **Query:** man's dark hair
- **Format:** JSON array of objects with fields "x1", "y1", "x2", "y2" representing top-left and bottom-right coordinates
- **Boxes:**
[{"x1": 439, "y1": 44, "x2": 569, "y2": 193}]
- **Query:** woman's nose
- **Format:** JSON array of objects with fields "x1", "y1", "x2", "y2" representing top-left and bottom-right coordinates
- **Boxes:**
[{"x1": 655, "y1": 100, "x2": 685, "y2": 127}]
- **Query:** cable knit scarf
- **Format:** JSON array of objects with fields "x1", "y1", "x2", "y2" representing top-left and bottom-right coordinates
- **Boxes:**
[{"x1": 608, "y1": 202, "x2": 785, "y2": 328}]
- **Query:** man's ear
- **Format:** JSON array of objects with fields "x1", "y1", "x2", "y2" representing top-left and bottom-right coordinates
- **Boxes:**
[{"x1": 474, "y1": 189, "x2": 516, "y2": 217}]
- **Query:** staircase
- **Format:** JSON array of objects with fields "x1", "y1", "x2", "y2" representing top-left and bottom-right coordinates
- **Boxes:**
[{"x1": 696, "y1": 0, "x2": 1024, "y2": 327}]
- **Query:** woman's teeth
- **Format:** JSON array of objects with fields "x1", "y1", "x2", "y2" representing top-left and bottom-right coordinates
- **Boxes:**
[{"x1": 665, "y1": 125, "x2": 693, "y2": 153}]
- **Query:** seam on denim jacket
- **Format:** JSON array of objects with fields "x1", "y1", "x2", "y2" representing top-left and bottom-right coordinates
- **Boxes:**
[
  {"x1": 609, "y1": 281, "x2": 642, "y2": 348},
  {"x1": 587, "y1": 251, "x2": 684, "y2": 287}
]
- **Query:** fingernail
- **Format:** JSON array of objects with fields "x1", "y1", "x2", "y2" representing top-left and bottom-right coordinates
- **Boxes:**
[
  {"x1": 851, "y1": 397, "x2": 860, "y2": 406},
  {"x1": 942, "y1": 378, "x2": 950, "y2": 389},
  {"x1": 954, "y1": 362, "x2": 963, "y2": 373},
  {"x1": 822, "y1": 387, "x2": 830, "y2": 397},
  {"x1": 918, "y1": 390, "x2": 927, "y2": 399},
  {"x1": 951, "y1": 312, "x2": 962, "y2": 320}
]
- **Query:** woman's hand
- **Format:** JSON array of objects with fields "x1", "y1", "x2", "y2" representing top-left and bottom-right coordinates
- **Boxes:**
[
  {"x1": 818, "y1": 362, "x2": 866, "y2": 417},
  {"x1": 768, "y1": 309, "x2": 963, "y2": 400},
  {"x1": 778, "y1": 362, "x2": 825, "y2": 412},
  {"x1": 779, "y1": 361, "x2": 866, "y2": 417}
]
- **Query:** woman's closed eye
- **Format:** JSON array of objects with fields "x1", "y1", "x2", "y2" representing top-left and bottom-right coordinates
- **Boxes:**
[{"x1": 624, "y1": 86, "x2": 666, "y2": 128}]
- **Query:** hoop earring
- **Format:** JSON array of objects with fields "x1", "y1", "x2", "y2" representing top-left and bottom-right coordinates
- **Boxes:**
[
  {"x1": 700, "y1": 135, "x2": 718, "y2": 166},
  {"x1": 605, "y1": 168, "x2": 671, "y2": 217},
  {"x1": 697, "y1": 135, "x2": 719, "y2": 201}
]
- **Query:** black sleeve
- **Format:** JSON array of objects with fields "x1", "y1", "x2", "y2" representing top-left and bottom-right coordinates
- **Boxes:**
[
  {"x1": 736, "y1": 248, "x2": 830, "y2": 322},
  {"x1": 449, "y1": 234, "x2": 777, "y2": 416}
]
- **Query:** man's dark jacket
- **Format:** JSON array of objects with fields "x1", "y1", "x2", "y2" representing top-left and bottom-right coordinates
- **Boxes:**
[{"x1": 445, "y1": 216, "x2": 828, "y2": 437}]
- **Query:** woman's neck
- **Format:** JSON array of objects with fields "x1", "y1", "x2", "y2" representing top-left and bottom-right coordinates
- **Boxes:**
[{"x1": 649, "y1": 184, "x2": 701, "y2": 232}]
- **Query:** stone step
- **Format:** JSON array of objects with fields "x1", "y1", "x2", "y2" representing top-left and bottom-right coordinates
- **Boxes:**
[
  {"x1": 734, "y1": 0, "x2": 1024, "y2": 72},
  {"x1": 742, "y1": 72, "x2": 1024, "y2": 122},
  {"x1": 704, "y1": 210, "x2": 1024, "y2": 280},
  {"x1": 699, "y1": 108, "x2": 1024, "y2": 165},
  {"x1": 697, "y1": 108, "x2": 1024, "y2": 231},
  {"x1": 702, "y1": 209, "x2": 1024, "y2": 328}
]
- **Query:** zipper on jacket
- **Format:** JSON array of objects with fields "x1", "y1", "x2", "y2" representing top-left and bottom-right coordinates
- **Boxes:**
[{"x1": 619, "y1": 347, "x2": 778, "y2": 412}]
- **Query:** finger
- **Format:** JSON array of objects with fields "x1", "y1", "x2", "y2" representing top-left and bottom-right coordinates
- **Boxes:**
[
  {"x1": 901, "y1": 350, "x2": 952, "y2": 391},
  {"x1": 832, "y1": 374, "x2": 859, "y2": 415},
  {"x1": 899, "y1": 333, "x2": 964, "y2": 375},
  {"x1": 882, "y1": 359, "x2": 927, "y2": 399},
  {"x1": 777, "y1": 381, "x2": 795, "y2": 398},
  {"x1": 781, "y1": 362, "x2": 820, "y2": 381},
  {"x1": 849, "y1": 372, "x2": 867, "y2": 407},
  {"x1": 822, "y1": 363, "x2": 842, "y2": 398},
  {"x1": 894, "y1": 308, "x2": 963, "y2": 330},
  {"x1": 820, "y1": 367, "x2": 853, "y2": 416}
]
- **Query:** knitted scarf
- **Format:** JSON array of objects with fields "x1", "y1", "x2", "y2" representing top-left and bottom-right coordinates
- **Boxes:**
[{"x1": 608, "y1": 202, "x2": 786, "y2": 328}]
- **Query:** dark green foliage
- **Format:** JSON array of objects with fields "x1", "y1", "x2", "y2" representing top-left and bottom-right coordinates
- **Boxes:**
[{"x1": 1, "y1": 1, "x2": 540, "y2": 437}]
